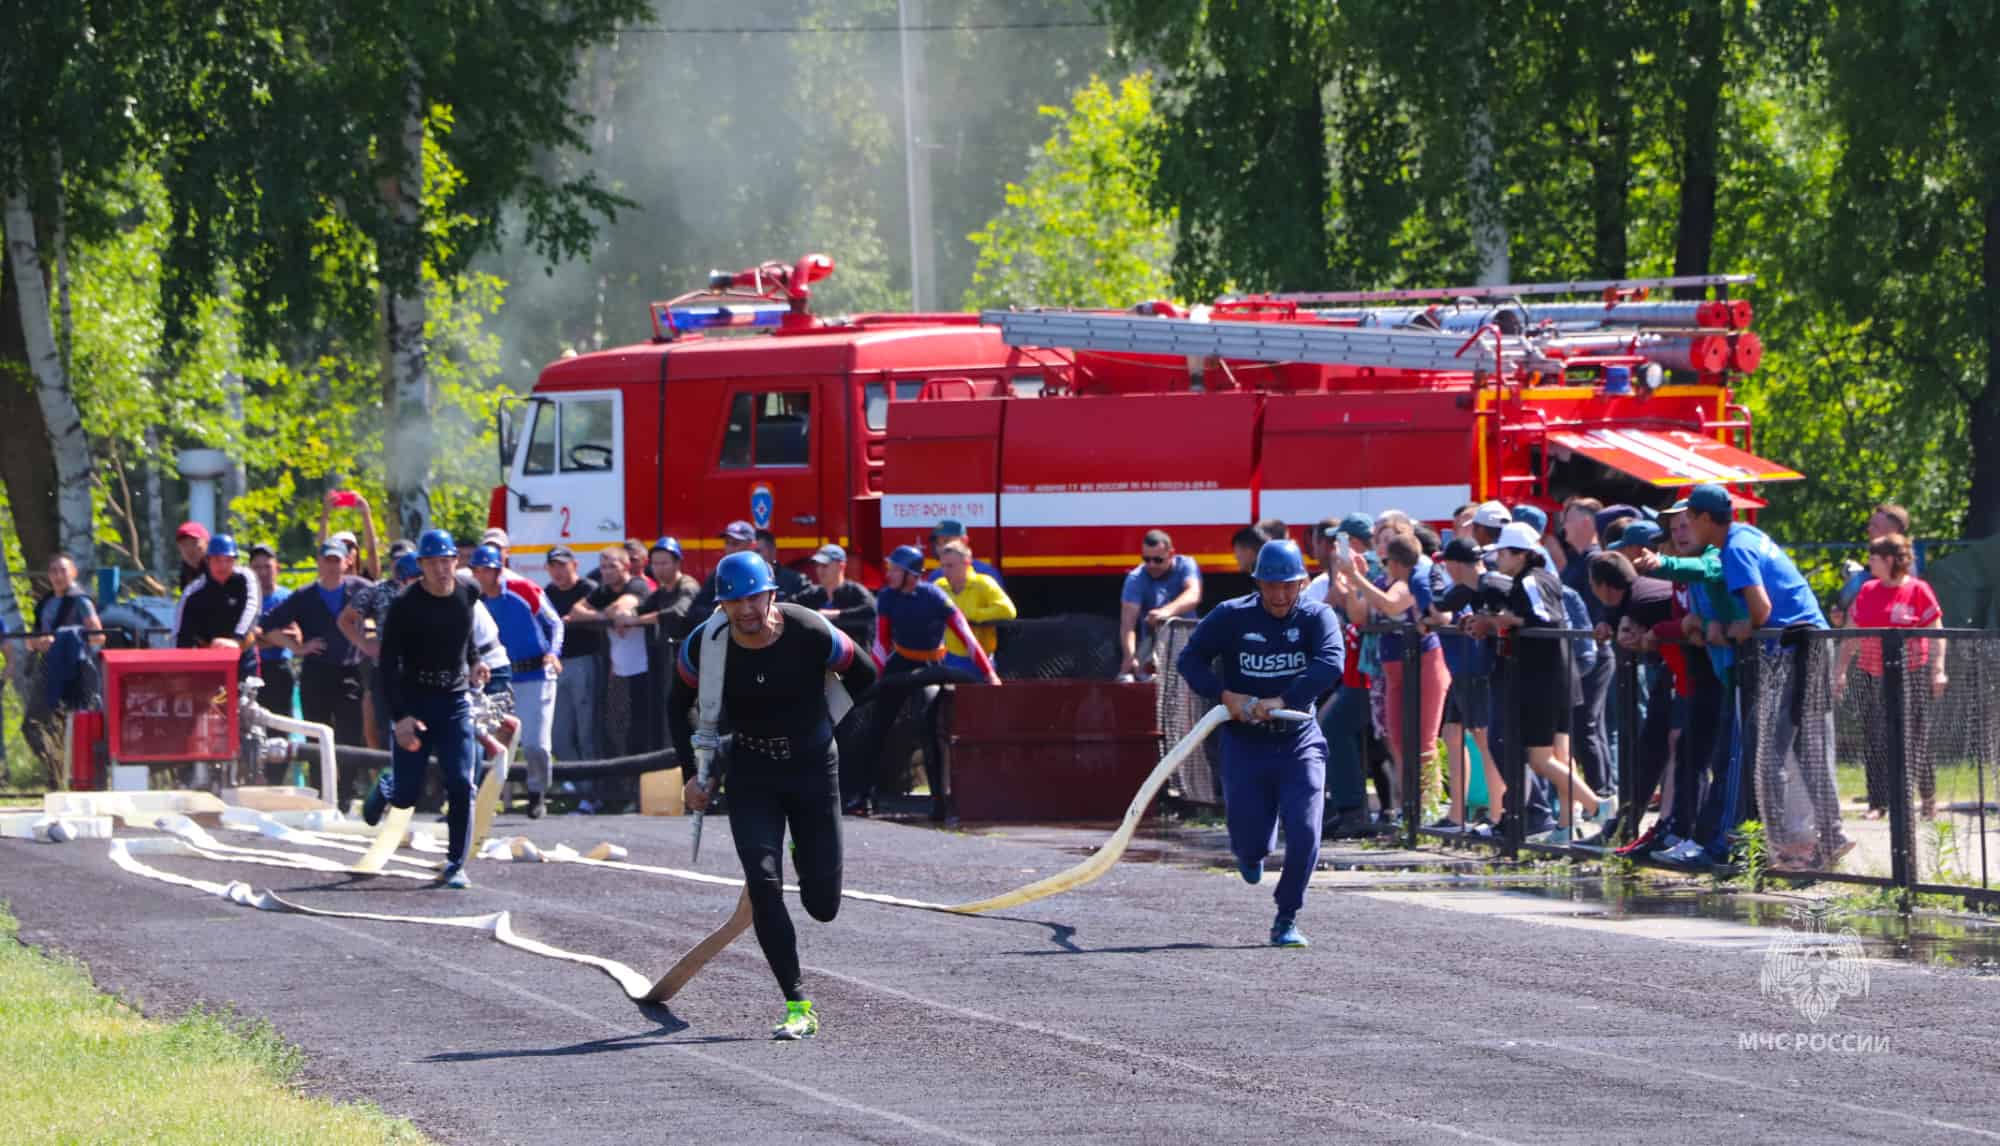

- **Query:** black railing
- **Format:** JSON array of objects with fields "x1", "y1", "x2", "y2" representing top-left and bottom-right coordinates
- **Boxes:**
[{"x1": 1160, "y1": 616, "x2": 2000, "y2": 906}]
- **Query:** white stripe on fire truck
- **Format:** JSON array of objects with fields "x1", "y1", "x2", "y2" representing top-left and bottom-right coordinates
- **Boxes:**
[
  {"x1": 1259, "y1": 485, "x2": 1469, "y2": 524},
  {"x1": 998, "y1": 489, "x2": 1252, "y2": 528}
]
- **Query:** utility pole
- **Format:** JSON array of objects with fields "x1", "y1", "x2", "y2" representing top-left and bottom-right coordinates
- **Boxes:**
[{"x1": 898, "y1": 0, "x2": 937, "y2": 311}]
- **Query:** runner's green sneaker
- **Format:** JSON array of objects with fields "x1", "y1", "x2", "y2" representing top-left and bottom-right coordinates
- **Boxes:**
[{"x1": 772, "y1": 1000, "x2": 819, "y2": 1041}]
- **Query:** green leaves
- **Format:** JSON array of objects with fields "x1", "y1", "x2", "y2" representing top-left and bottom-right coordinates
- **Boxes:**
[{"x1": 964, "y1": 75, "x2": 1177, "y2": 310}]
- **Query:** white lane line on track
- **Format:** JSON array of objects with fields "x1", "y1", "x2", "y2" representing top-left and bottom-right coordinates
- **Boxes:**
[
  {"x1": 1116, "y1": 896, "x2": 2000, "y2": 1141},
  {"x1": 1488, "y1": 1035, "x2": 2000, "y2": 1143},
  {"x1": 146, "y1": 838, "x2": 1994, "y2": 1141},
  {"x1": 177, "y1": 847, "x2": 1517, "y2": 1146},
  {"x1": 789, "y1": 957, "x2": 1527, "y2": 1146},
  {"x1": 300, "y1": 914, "x2": 995, "y2": 1146},
  {"x1": 319, "y1": 870, "x2": 1523, "y2": 1146}
]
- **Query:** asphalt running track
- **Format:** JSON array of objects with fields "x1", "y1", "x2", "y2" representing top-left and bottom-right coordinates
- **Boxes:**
[{"x1": 4, "y1": 814, "x2": 2000, "y2": 1145}]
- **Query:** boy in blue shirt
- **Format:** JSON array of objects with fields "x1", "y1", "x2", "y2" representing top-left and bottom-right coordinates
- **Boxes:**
[{"x1": 1176, "y1": 540, "x2": 1342, "y2": 948}]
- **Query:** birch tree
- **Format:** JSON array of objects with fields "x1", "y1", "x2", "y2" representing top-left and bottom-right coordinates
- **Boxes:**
[
  {"x1": 0, "y1": 1, "x2": 144, "y2": 574},
  {"x1": 149, "y1": 0, "x2": 644, "y2": 542}
]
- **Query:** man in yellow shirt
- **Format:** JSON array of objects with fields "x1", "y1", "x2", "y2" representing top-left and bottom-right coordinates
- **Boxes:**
[{"x1": 935, "y1": 538, "x2": 1015, "y2": 675}]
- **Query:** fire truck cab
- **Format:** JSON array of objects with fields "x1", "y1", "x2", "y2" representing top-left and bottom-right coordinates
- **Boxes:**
[{"x1": 493, "y1": 266, "x2": 1056, "y2": 582}]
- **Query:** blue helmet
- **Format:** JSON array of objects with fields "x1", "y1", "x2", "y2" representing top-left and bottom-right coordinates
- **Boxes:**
[
  {"x1": 714, "y1": 550, "x2": 777, "y2": 601},
  {"x1": 393, "y1": 553, "x2": 422, "y2": 580},
  {"x1": 468, "y1": 544, "x2": 503, "y2": 570},
  {"x1": 1252, "y1": 539, "x2": 1308, "y2": 583},
  {"x1": 206, "y1": 534, "x2": 239, "y2": 558},
  {"x1": 887, "y1": 545, "x2": 926, "y2": 575},
  {"x1": 650, "y1": 536, "x2": 683, "y2": 559},
  {"x1": 417, "y1": 529, "x2": 456, "y2": 559}
]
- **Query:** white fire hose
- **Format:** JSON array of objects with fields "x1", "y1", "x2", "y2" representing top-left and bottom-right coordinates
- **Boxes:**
[{"x1": 95, "y1": 703, "x2": 1307, "y2": 1005}]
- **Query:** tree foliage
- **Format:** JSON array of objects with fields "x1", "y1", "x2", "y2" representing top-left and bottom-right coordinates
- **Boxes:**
[
  {"x1": 1107, "y1": 0, "x2": 1992, "y2": 543},
  {"x1": 963, "y1": 74, "x2": 1175, "y2": 310}
]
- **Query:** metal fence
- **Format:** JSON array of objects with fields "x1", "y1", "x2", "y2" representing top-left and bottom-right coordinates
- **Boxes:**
[{"x1": 1156, "y1": 616, "x2": 2000, "y2": 905}]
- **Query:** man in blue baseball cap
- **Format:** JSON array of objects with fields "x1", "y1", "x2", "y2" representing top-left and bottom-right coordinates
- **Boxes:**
[
  {"x1": 669, "y1": 550, "x2": 879, "y2": 1041},
  {"x1": 1606, "y1": 520, "x2": 1663, "y2": 555},
  {"x1": 1175, "y1": 539, "x2": 1342, "y2": 948},
  {"x1": 260, "y1": 542, "x2": 373, "y2": 778},
  {"x1": 843, "y1": 544, "x2": 1000, "y2": 819},
  {"x1": 795, "y1": 543, "x2": 876, "y2": 645},
  {"x1": 470, "y1": 544, "x2": 565, "y2": 818},
  {"x1": 365, "y1": 528, "x2": 495, "y2": 888},
  {"x1": 1687, "y1": 482, "x2": 1849, "y2": 867},
  {"x1": 173, "y1": 534, "x2": 261, "y2": 674},
  {"x1": 687, "y1": 521, "x2": 760, "y2": 619}
]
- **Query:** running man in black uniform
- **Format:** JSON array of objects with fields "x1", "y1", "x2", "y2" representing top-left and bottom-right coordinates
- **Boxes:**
[
  {"x1": 668, "y1": 551, "x2": 878, "y2": 1040},
  {"x1": 364, "y1": 529, "x2": 492, "y2": 888}
]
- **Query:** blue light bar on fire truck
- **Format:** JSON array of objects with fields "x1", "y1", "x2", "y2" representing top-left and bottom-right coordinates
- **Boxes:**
[{"x1": 651, "y1": 302, "x2": 789, "y2": 340}]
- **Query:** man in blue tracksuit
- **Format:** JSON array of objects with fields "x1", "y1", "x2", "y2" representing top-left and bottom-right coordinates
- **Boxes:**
[
  {"x1": 1176, "y1": 539, "x2": 1342, "y2": 948},
  {"x1": 469, "y1": 544, "x2": 564, "y2": 818}
]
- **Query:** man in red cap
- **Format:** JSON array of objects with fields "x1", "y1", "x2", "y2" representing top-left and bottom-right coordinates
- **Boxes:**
[{"x1": 175, "y1": 522, "x2": 210, "y2": 590}]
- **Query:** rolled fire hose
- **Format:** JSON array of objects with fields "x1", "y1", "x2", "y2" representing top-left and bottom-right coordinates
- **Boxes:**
[{"x1": 103, "y1": 704, "x2": 1302, "y2": 1003}]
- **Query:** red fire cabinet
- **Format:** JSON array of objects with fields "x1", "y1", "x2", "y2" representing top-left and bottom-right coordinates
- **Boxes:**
[{"x1": 100, "y1": 648, "x2": 240, "y2": 764}]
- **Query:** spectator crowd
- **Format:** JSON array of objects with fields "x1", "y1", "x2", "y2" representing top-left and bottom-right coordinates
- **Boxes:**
[
  {"x1": 1136, "y1": 489, "x2": 1954, "y2": 871},
  {"x1": 4, "y1": 482, "x2": 1963, "y2": 868}
]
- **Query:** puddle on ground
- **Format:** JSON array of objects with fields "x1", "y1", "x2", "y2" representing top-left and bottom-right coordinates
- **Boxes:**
[
  {"x1": 956, "y1": 818, "x2": 2000, "y2": 972},
  {"x1": 1494, "y1": 882, "x2": 2000, "y2": 973}
]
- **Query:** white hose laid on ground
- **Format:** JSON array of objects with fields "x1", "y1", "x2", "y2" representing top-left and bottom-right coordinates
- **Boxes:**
[
  {"x1": 98, "y1": 704, "x2": 1280, "y2": 1004},
  {"x1": 945, "y1": 704, "x2": 1238, "y2": 914},
  {"x1": 108, "y1": 837, "x2": 687, "y2": 1002}
]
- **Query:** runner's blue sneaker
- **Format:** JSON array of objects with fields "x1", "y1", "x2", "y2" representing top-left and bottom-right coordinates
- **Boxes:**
[
  {"x1": 435, "y1": 863, "x2": 470, "y2": 890},
  {"x1": 773, "y1": 1000, "x2": 819, "y2": 1040},
  {"x1": 362, "y1": 773, "x2": 390, "y2": 827},
  {"x1": 1270, "y1": 915, "x2": 1309, "y2": 948},
  {"x1": 1237, "y1": 856, "x2": 1265, "y2": 885}
]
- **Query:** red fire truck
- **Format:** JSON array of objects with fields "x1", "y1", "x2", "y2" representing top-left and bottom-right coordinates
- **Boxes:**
[{"x1": 489, "y1": 254, "x2": 1799, "y2": 611}]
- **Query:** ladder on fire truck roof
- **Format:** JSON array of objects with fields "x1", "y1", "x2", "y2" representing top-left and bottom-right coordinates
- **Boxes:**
[
  {"x1": 981, "y1": 272, "x2": 1758, "y2": 376},
  {"x1": 981, "y1": 309, "x2": 1513, "y2": 374},
  {"x1": 1242, "y1": 271, "x2": 1755, "y2": 305}
]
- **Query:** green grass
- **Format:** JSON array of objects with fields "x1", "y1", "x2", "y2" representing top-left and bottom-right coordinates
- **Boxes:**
[
  {"x1": 1835, "y1": 760, "x2": 1991, "y2": 806},
  {"x1": 0, "y1": 902, "x2": 426, "y2": 1145}
]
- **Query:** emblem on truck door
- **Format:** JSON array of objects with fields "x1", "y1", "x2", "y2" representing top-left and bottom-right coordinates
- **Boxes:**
[{"x1": 750, "y1": 483, "x2": 774, "y2": 530}]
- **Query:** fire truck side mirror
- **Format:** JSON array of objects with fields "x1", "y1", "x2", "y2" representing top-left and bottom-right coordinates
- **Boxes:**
[{"x1": 497, "y1": 402, "x2": 514, "y2": 474}]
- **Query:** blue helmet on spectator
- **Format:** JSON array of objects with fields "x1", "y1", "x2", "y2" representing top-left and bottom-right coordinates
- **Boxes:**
[
  {"x1": 206, "y1": 534, "x2": 239, "y2": 558},
  {"x1": 394, "y1": 553, "x2": 421, "y2": 580},
  {"x1": 715, "y1": 551, "x2": 777, "y2": 601},
  {"x1": 417, "y1": 529, "x2": 455, "y2": 559},
  {"x1": 650, "y1": 536, "x2": 683, "y2": 559},
  {"x1": 468, "y1": 544, "x2": 503, "y2": 569},
  {"x1": 887, "y1": 545, "x2": 926, "y2": 574},
  {"x1": 1252, "y1": 539, "x2": 1308, "y2": 583}
]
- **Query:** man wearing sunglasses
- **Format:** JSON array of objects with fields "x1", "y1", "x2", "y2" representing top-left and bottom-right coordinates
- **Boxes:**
[{"x1": 1119, "y1": 529, "x2": 1203, "y2": 680}]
